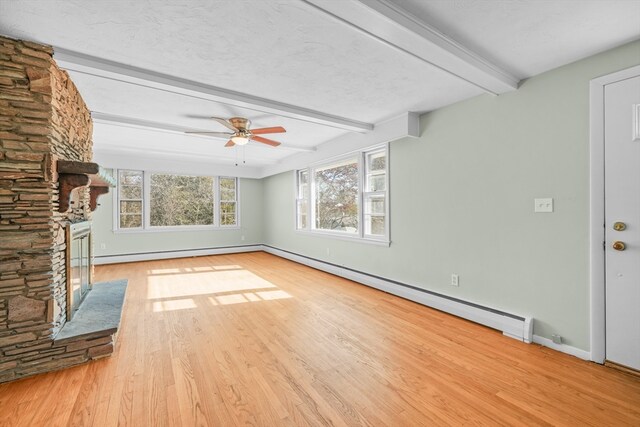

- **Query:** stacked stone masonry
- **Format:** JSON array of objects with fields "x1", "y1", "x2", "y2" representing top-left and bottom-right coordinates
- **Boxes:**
[{"x1": 0, "y1": 35, "x2": 112, "y2": 383}]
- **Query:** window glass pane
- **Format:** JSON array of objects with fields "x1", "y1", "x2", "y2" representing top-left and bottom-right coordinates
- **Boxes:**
[
  {"x1": 298, "y1": 170, "x2": 309, "y2": 199},
  {"x1": 314, "y1": 158, "x2": 359, "y2": 233},
  {"x1": 221, "y1": 216, "x2": 236, "y2": 226},
  {"x1": 120, "y1": 214, "x2": 142, "y2": 229},
  {"x1": 296, "y1": 199, "x2": 308, "y2": 229},
  {"x1": 366, "y1": 150, "x2": 386, "y2": 192},
  {"x1": 120, "y1": 185, "x2": 142, "y2": 199},
  {"x1": 367, "y1": 151, "x2": 386, "y2": 171},
  {"x1": 150, "y1": 174, "x2": 214, "y2": 226},
  {"x1": 365, "y1": 214, "x2": 385, "y2": 236},
  {"x1": 368, "y1": 175, "x2": 385, "y2": 192},
  {"x1": 221, "y1": 202, "x2": 236, "y2": 215},
  {"x1": 364, "y1": 195, "x2": 385, "y2": 215},
  {"x1": 120, "y1": 200, "x2": 142, "y2": 214},
  {"x1": 220, "y1": 178, "x2": 236, "y2": 201},
  {"x1": 221, "y1": 201, "x2": 236, "y2": 226},
  {"x1": 119, "y1": 170, "x2": 143, "y2": 186}
]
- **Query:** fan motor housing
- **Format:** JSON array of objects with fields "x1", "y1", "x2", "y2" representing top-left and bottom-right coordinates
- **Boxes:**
[{"x1": 229, "y1": 117, "x2": 250, "y2": 131}]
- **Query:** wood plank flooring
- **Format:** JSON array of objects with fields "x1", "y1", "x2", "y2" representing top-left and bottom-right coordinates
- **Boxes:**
[{"x1": 1, "y1": 252, "x2": 639, "y2": 426}]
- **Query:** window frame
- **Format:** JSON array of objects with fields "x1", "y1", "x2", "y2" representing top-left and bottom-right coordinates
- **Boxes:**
[
  {"x1": 114, "y1": 170, "x2": 241, "y2": 233},
  {"x1": 294, "y1": 143, "x2": 389, "y2": 245},
  {"x1": 117, "y1": 170, "x2": 144, "y2": 230},
  {"x1": 295, "y1": 169, "x2": 310, "y2": 231},
  {"x1": 218, "y1": 176, "x2": 239, "y2": 228}
]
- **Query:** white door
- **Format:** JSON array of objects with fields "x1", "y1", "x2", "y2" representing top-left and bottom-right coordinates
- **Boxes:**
[{"x1": 604, "y1": 75, "x2": 640, "y2": 371}]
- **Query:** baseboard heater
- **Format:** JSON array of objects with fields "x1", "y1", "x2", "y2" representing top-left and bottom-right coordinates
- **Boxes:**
[{"x1": 262, "y1": 245, "x2": 534, "y2": 343}]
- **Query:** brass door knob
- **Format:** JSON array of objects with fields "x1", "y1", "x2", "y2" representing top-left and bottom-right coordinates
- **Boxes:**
[
  {"x1": 613, "y1": 222, "x2": 627, "y2": 231},
  {"x1": 612, "y1": 241, "x2": 626, "y2": 251}
]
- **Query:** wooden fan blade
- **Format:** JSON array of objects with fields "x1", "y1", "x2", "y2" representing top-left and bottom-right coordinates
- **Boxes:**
[
  {"x1": 225, "y1": 140, "x2": 235, "y2": 147},
  {"x1": 251, "y1": 135, "x2": 281, "y2": 147},
  {"x1": 250, "y1": 126, "x2": 286, "y2": 135},
  {"x1": 211, "y1": 117, "x2": 238, "y2": 132},
  {"x1": 185, "y1": 131, "x2": 233, "y2": 138}
]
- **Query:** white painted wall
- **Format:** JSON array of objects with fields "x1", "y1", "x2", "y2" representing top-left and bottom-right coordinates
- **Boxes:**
[
  {"x1": 92, "y1": 177, "x2": 263, "y2": 257},
  {"x1": 261, "y1": 40, "x2": 640, "y2": 352}
]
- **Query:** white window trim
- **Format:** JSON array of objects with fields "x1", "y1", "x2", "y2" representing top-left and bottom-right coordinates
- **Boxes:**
[
  {"x1": 219, "y1": 176, "x2": 240, "y2": 228},
  {"x1": 294, "y1": 143, "x2": 390, "y2": 245},
  {"x1": 114, "y1": 170, "x2": 144, "y2": 231},
  {"x1": 114, "y1": 170, "x2": 241, "y2": 233}
]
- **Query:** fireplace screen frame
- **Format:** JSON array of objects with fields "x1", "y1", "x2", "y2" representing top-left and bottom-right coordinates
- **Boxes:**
[{"x1": 65, "y1": 221, "x2": 93, "y2": 321}]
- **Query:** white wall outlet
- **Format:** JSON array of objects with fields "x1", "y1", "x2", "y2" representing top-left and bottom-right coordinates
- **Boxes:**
[
  {"x1": 451, "y1": 274, "x2": 459, "y2": 287},
  {"x1": 241, "y1": 235, "x2": 245, "y2": 241},
  {"x1": 100, "y1": 243, "x2": 106, "y2": 250},
  {"x1": 534, "y1": 198, "x2": 553, "y2": 213}
]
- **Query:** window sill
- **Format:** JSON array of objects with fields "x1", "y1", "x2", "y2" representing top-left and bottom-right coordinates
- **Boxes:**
[
  {"x1": 294, "y1": 229, "x2": 390, "y2": 246},
  {"x1": 113, "y1": 225, "x2": 241, "y2": 234}
]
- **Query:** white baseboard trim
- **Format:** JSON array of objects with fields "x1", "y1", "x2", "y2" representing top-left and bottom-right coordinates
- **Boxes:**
[
  {"x1": 532, "y1": 335, "x2": 591, "y2": 361},
  {"x1": 93, "y1": 245, "x2": 262, "y2": 265},
  {"x1": 262, "y1": 245, "x2": 534, "y2": 343}
]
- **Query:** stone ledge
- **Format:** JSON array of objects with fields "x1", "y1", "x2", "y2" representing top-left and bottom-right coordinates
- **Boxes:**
[{"x1": 55, "y1": 279, "x2": 127, "y2": 342}]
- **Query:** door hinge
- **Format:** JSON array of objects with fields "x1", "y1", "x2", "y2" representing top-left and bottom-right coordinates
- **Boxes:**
[{"x1": 603, "y1": 241, "x2": 606, "y2": 251}]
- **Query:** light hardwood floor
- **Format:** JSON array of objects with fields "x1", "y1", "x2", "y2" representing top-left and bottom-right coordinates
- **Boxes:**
[{"x1": 1, "y1": 252, "x2": 639, "y2": 426}]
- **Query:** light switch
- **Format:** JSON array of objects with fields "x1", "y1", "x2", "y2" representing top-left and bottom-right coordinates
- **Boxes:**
[{"x1": 534, "y1": 198, "x2": 553, "y2": 213}]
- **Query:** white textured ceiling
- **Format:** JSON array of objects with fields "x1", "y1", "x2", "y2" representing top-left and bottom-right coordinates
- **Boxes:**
[
  {"x1": 392, "y1": 0, "x2": 640, "y2": 78},
  {"x1": 0, "y1": 0, "x2": 638, "y2": 169}
]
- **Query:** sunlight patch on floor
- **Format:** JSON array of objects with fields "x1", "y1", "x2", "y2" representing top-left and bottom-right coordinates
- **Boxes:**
[
  {"x1": 256, "y1": 290, "x2": 292, "y2": 300},
  {"x1": 152, "y1": 298, "x2": 196, "y2": 312},
  {"x1": 146, "y1": 269, "x2": 277, "y2": 299}
]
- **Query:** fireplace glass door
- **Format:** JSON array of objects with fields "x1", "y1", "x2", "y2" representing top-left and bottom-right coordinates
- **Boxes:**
[{"x1": 67, "y1": 221, "x2": 92, "y2": 319}]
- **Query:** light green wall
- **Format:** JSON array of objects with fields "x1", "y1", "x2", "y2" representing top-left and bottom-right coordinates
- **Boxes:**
[
  {"x1": 261, "y1": 40, "x2": 640, "y2": 351},
  {"x1": 93, "y1": 178, "x2": 264, "y2": 256}
]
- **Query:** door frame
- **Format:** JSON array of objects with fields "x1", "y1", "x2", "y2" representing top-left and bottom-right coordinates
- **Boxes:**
[{"x1": 589, "y1": 64, "x2": 640, "y2": 364}]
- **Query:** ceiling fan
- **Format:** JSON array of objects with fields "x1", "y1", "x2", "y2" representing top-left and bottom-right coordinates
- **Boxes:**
[{"x1": 185, "y1": 117, "x2": 285, "y2": 147}]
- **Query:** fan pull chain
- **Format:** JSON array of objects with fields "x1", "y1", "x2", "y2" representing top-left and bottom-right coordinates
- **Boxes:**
[
  {"x1": 235, "y1": 145, "x2": 238, "y2": 167},
  {"x1": 243, "y1": 146, "x2": 246, "y2": 164}
]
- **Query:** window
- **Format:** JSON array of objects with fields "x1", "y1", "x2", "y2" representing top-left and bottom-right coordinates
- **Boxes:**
[
  {"x1": 296, "y1": 170, "x2": 309, "y2": 229},
  {"x1": 219, "y1": 177, "x2": 237, "y2": 226},
  {"x1": 363, "y1": 149, "x2": 386, "y2": 237},
  {"x1": 296, "y1": 144, "x2": 389, "y2": 242},
  {"x1": 115, "y1": 171, "x2": 239, "y2": 231},
  {"x1": 118, "y1": 170, "x2": 143, "y2": 229},
  {"x1": 315, "y1": 157, "x2": 359, "y2": 233},
  {"x1": 150, "y1": 174, "x2": 214, "y2": 227}
]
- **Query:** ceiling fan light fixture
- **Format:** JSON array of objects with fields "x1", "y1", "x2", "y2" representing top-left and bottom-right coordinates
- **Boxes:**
[{"x1": 231, "y1": 135, "x2": 250, "y2": 145}]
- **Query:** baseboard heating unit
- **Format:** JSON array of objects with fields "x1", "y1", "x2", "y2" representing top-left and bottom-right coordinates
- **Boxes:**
[{"x1": 262, "y1": 245, "x2": 534, "y2": 343}]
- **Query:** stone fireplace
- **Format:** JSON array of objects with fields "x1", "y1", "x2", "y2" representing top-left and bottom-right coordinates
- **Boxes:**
[{"x1": 0, "y1": 35, "x2": 124, "y2": 383}]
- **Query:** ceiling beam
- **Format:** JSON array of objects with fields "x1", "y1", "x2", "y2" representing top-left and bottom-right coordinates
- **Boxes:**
[
  {"x1": 54, "y1": 48, "x2": 374, "y2": 133},
  {"x1": 302, "y1": 0, "x2": 520, "y2": 94},
  {"x1": 91, "y1": 112, "x2": 317, "y2": 153}
]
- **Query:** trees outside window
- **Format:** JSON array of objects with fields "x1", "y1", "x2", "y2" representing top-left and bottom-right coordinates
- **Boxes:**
[
  {"x1": 116, "y1": 172, "x2": 238, "y2": 230},
  {"x1": 296, "y1": 145, "x2": 389, "y2": 242},
  {"x1": 150, "y1": 174, "x2": 214, "y2": 227},
  {"x1": 314, "y1": 159, "x2": 359, "y2": 233}
]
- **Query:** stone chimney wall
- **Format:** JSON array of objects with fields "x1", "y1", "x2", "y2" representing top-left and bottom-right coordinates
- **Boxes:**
[{"x1": 0, "y1": 35, "x2": 93, "y2": 382}]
